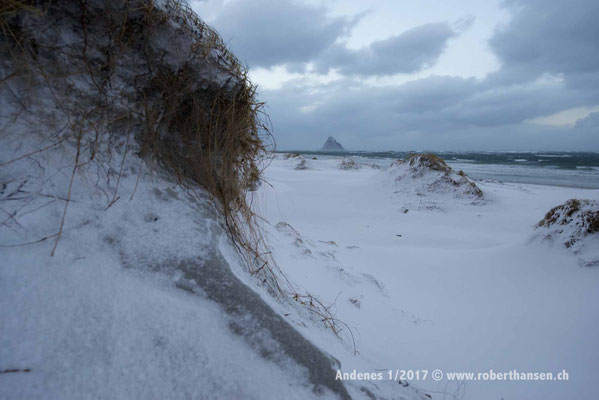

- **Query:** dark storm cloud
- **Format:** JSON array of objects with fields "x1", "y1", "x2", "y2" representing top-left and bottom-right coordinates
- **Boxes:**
[
  {"x1": 260, "y1": 77, "x2": 477, "y2": 150},
  {"x1": 262, "y1": 73, "x2": 597, "y2": 150},
  {"x1": 210, "y1": 0, "x2": 355, "y2": 68},
  {"x1": 208, "y1": 0, "x2": 454, "y2": 76},
  {"x1": 455, "y1": 0, "x2": 599, "y2": 135},
  {"x1": 488, "y1": 0, "x2": 599, "y2": 87},
  {"x1": 450, "y1": 84, "x2": 590, "y2": 127},
  {"x1": 391, "y1": 76, "x2": 478, "y2": 113},
  {"x1": 314, "y1": 23, "x2": 456, "y2": 76}
]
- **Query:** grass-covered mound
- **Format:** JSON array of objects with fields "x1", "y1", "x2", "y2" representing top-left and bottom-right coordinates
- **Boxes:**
[
  {"x1": 536, "y1": 199, "x2": 599, "y2": 266},
  {"x1": 390, "y1": 153, "x2": 483, "y2": 200},
  {"x1": 1, "y1": 0, "x2": 272, "y2": 268},
  {"x1": 338, "y1": 157, "x2": 359, "y2": 170}
]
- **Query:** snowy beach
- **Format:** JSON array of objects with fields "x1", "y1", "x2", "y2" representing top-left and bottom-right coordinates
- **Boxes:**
[
  {"x1": 2, "y1": 0, "x2": 599, "y2": 398},
  {"x1": 256, "y1": 154, "x2": 599, "y2": 400}
]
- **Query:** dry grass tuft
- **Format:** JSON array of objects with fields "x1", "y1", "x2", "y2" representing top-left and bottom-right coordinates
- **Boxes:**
[
  {"x1": 538, "y1": 198, "x2": 599, "y2": 235},
  {"x1": 392, "y1": 153, "x2": 483, "y2": 199},
  {"x1": 1, "y1": 0, "x2": 349, "y2": 343},
  {"x1": 1, "y1": 0, "x2": 269, "y2": 260},
  {"x1": 0, "y1": 0, "x2": 39, "y2": 19},
  {"x1": 405, "y1": 153, "x2": 451, "y2": 173},
  {"x1": 536, "y1": 199, "x2": 599, "y2": 253}
]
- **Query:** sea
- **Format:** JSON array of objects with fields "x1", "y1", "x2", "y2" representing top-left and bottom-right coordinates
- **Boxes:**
[{"x1": 278, "y1": 151, "x2": 599, "y2": 189}]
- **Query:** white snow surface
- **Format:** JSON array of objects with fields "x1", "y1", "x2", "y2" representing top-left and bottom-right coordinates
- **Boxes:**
[
  {"x1": 0, "y1": 136, "x2": 342, "y2": 400},
  {"x1": 0, "y1": 250, "x2": 318, "y2": 400},
  {"x1": 0, "y1": 3, "x2": 429, "y2": 398},
  {"x1": 3, "y1": 133, "x2": 598, "y2": 400},
  {"x1": 255, "y1": 154, "x2": 599, "y2": 400}
]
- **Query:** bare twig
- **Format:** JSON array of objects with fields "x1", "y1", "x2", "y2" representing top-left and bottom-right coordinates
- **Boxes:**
[
  {"x1": 0, "y1": 206, "x2": 24, "y2": 229},
  {"x1": 50, "y1": 132, "x2": 81, "y2": 256},
  {"x1": 0, "y1": 232, "x2": 58, "y2": 248},
  {"x1": 129, "y1": 159, "x2": 143, "y2": 201},
  {"x1": 0, "y1": 138, "x2": 65, "y2": 167},
  {"x1": 0, "y1": 369, "x2": 31, "y2": 374},
  {"x1": 106, "y1": 135, "x2": 130, "y2": 209}
]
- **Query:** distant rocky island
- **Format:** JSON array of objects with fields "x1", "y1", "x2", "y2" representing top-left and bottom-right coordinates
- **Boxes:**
[{"x1": 321, "y1": 136, "x2": 344, "y2": 151}]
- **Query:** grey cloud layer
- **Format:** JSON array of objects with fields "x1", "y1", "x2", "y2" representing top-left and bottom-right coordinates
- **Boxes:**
[
  {"x1": 489, "y1": 0, "x2": 599, "y2": 86},
  {"x1": 206, "y1": 0, "x2": 598, "y2": 150},
  {"x1": 263, "y1": 75, "x2": 596, "y2": 150},
  {"x1": 211, "y1": 0, "x2": 352, "y2": 68},
  {"x1": 314, "y1": 23, "x2": 456, "y2": 76},
  {"x1": 211, "y1": 0, "x2": 455, "y2": 76}
]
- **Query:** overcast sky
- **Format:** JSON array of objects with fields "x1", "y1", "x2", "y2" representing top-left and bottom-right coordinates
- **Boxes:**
[{"x1": 191, "y1": 0, "x2": 599, "y2": 151}]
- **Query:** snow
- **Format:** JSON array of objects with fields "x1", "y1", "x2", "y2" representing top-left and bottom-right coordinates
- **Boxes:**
[
  {"x1": 2, "y1": 3, "x2": 415, "y2": 396},
  {"x1": 387, "y1": 154, "x2": 483, "y2": 209},
  {"x1": 255, "y1": 155, "x2": 599, "y2": 400},
  {"x1": 3, "y1": 136, "x2": 597, "y2": 399},
  {"x1": 0, "y1": 250, "x2": 321, "y2": 400},
  {"x1": 339, "y1": 158, "x2": 360, "y2": 170},
  {"x1": 0, "y1": 134, "x2": 347, "y2": 399}
]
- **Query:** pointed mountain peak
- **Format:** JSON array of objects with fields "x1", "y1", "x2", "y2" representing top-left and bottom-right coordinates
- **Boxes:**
[{"x1": 321, "y1": 137, "x2": 344, "y2": 151}]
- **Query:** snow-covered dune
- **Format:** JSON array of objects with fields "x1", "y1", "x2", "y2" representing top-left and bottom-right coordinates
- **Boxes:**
[
  {"x1": 0, "y1": 1, "x2": 376, "y2": 399},
  {"x1": 257, "y1": 154, "x2": 599, "y2": 400},
  {"x1": 388, "y1": 154, "x2": 484, "y2": 210},
  {"x1": 0, "y1": 134, "x2": 363, "y2": 399},
  {"x1": 534, "y1": 199, "x2": 599, "y2": 266}
]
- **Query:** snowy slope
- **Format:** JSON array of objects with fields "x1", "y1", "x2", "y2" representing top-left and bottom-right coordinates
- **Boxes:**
[
  {"x1": 1, "y1": 124, "x2": 432, "y2": 400},
  {"x1": 256, "y1": 155, "x2": 599, "y2": 400},
  {"x1": 1, "y1": 246, "x2": 326, "y2": 400},
  {"x1": 0, "y1": 1, "x2": 382, "y2": 397},
  {"x1": 0, "y1": 134, "x2": 349, "y2": 399}
]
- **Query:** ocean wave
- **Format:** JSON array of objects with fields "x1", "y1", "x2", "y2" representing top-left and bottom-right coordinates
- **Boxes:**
[{"x1": 537, "y1": 154, "x2": 573, "y2": 158}]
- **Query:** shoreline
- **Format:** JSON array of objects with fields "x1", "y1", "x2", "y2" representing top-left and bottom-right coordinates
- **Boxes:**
[{"x1": 273, "y1": 151, "x2": 599, "y2": 189}]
